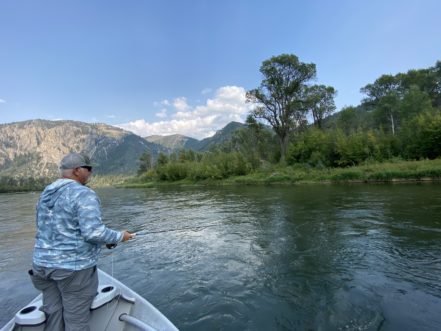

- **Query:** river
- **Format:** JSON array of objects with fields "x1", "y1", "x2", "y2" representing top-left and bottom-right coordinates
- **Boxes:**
[{"x1": 1, "y1": 184, "x2": 441, "y2": 330}]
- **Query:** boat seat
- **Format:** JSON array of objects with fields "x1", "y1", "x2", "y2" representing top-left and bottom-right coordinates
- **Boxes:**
[
  {"x1": 14, "y1": 285, "x2": 119, "y2": 325},
  {"x1": 15, "y1": 299, "x2": 45, "y2": 326},
  {"x1": 89, "y1": 284, "x2": 135, "y2": 331},
  {"x1": 91, "y1": 284, "x2": 120, "y2": 310}
]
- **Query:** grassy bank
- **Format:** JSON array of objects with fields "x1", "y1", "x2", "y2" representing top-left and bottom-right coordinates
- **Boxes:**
[
  {"x1": 122, "y1": 158, "x2": 441, "y2": 187},
  {"x1": 2, "y1": 160, "x2": 440, "y2": 193},
  {"x1": 233, "y1": 158, "x2": 441, "y2": 184},
  {"x1": 88, "y1": 175, "x2": 132, "y2": 188}
]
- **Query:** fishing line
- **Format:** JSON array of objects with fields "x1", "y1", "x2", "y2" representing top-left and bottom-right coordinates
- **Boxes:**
[
  {"x1": 134, "y1": 223, "x2": 220, "y2": 236},
  {"x1": 111, "y1": 251, "x2": 114, "y2": 280}
]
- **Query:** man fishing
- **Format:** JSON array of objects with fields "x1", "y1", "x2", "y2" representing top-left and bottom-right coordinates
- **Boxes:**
[{"x1": 29, "y1": 152, "x2": 135, "y2": 331}]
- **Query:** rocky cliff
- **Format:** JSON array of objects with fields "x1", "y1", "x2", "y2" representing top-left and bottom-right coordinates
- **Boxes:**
[{"x1": 0, "y1": 119, "x2": 162, "y2": 178}]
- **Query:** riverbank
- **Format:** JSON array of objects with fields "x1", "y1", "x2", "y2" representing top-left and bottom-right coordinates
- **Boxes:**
[
  {"x1": 0, "y1": 175, "x2": 130, "y2": 193},
  {"x1": 122, "y1": 158, "x2": 441, "y2": 187},
  {"x1": 2, "y1": 159, "x2": 440, "y2": 193}
]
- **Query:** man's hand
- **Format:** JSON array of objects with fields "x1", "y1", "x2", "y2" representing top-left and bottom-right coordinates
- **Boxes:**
[{"x1": 121, "y1": 231, "x2": 136, "y2": 242}]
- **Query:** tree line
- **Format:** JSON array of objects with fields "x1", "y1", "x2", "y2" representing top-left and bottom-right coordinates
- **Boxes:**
[
  {"x1": 138, "y1": 54, "x2": 441, "y2": 181},
  {"x1": 0, "y1": 176, "x2": 51, "y2": 193}
]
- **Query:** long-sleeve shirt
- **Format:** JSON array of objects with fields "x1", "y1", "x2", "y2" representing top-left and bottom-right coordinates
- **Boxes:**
[{"x1": 33, "y1": 178, "x2": 123, "y2": 270}]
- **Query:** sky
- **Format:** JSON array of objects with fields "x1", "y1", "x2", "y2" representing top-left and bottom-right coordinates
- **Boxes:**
[{"x1": 1, "y1": 0, "x2": 440, "y2": 139}]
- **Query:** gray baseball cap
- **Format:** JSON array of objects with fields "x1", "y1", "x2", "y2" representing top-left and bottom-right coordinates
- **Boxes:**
[{"x1": 59, "y1": 153, "x2": 92, "y2": 170}]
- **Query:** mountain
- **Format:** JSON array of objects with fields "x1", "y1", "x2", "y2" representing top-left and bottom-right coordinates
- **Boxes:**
[
  {"x1": 0, "y1": 119, "x2": 164, "y2": 178},
  {"x1": 145, "y1": 134, "x2": 200, "y2": 151},
  {"x1": 145, "y1": 121, "x2": 247, "y2": 152},
  {"x1": 195, "y1": 121, "x2": 246, "y2": 151},
  {"x1": 0, "y1": 119, "x2": 248, "y2": 180}
]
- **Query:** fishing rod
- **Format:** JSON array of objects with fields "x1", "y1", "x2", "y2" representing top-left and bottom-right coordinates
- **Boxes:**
[
  {"x1": 135, "y1": 223, "x2": 220, "y2": 235},
  {"x1": 105, "y1": 223, "x2": 220, "y2": 249}
]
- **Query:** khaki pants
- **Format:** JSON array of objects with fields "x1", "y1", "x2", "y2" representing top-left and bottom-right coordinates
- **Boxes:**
[{"x1": 29, "y1": 265, "x2": 98, "y2": 331}]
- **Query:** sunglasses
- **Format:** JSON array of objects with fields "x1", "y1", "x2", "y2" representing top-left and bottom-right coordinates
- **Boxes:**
[{"x1": 80, "y1": 166, "x2": 93, "y2": 172}]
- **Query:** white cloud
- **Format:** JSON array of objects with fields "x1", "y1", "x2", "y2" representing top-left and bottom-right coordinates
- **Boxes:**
[
  {"x1": 117, "y1": 85, "x2": 251, "y2": 139},
  {"x1": 172, "y1": 97, "x2": 190, "y2": 111},
  {"x1": 0, "y1": 98, "x2": 6, "y2": 104},
  {"x1": 155, "y1": 108, "x2": 168, "y2": 118}
]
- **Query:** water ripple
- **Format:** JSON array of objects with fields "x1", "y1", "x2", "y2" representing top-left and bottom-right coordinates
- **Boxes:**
[{"x1": 2, "y1": 185, "x2": 441, "y2": 330}]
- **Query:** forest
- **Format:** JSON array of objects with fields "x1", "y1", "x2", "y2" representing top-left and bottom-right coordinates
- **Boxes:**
[{"x1": 135, "y1": 54, "x2": 441, "y2": 183}]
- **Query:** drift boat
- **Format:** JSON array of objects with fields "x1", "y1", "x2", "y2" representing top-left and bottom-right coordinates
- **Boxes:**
[{"x1": 0, "y1": 269, "x2": 179, "y2": 331}]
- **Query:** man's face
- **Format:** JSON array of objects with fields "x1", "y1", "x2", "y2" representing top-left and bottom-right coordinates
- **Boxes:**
[{"x1": 75, "y1": 166, "x2": 93, "y2": 185}]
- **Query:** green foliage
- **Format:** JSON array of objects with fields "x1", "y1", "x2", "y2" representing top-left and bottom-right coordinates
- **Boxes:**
[
  {"x1": 287, "y1": 128, "x2": 332, "y2": 167},
  {"x1": 150, "y1": 151, "x2": 253, "y2": 181},
  {"x1": 246, "y1": 53, "x2": 324, "y2": 162},
  {"x1": 156, "y1": 162, "x2": 189, "y2": 181},
  {"x1": 219, "y1": 119, "x2": 278, "y2": 168},
  {"x1": 330, "y1": 170, "x2": 363, "y2": 181},
  {"x1": 334, "y1": 130, "x2": 372, "y2": 166},
  {"x1": 400, "y1": 86, "x2": 434, "y2": 121},
  {"x1": 157, "y1": 152, "x2": 169, "y2": 166},
  {"x1": 287, "y1": 128, "x2": 399, "y2": 168},
  {"x1": 400, "y1": 111, "x2": 441, "y2": 159},
  {"x1": 334, "y1": 106, "x2": 373, "y2": 134},
  {"x1": 307, "y1": 85, "x2": 337, "y2": 129},
  {"x1": 137, "y1": 151, "x2": 152, "y2": 176},
  {"x1": 360, "y1": 61, "x2": 441, "y2": 135},
  {"x1": 130, "y1": 59, "x2": 441, "y2": 185},
  {"x1": 0, "y1": 176, "x2": 50, "y2": 193}
]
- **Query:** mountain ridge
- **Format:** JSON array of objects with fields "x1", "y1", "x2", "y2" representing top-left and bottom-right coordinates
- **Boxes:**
[
  {"x1": 0, "y1": 119, "x2": 164, "y2": 178},
  {"x1": 0, "y1": 119, "x2": 247, "y2": 179},
  {"x1": 145, "y1": 121, "x2": 246, "y2": 151}
]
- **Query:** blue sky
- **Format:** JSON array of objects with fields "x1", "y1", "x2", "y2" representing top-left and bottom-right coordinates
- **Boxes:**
[{"x1": 1, "y1": 0, "x2": 440, "y2": 139}]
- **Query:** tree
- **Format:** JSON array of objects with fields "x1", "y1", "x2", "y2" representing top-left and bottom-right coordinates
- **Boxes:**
[
  {"x1": 428, "y1": 61, "x2": 441, "y2": 108},
  {"x1": 400, "y1": 62, "x2": 441, "y2": 109},
  {"x1": 137, "y1": 151, "x2": 152, "y2": 176},
  {"x1": 400, "y1": 86, "x2": 434, "y2": 122},
  {"x1": 157, "y1": 152, "x2": 169, "y2": 166},
  {"x1": 400, "y1": 111, "x2": 441, "y2": 159},
  {"x1": 337, "y1": 106, "x2": 358, "y2": 134},
  {"x1": 306, "y1": 85, "x2": 337, "y2": 129},
  {"x1": 361, "y1": 75, "x2": 402, "y2": 135},
  {"x1": 246, "y1": 54, "x2": 316, "y2": 162}
]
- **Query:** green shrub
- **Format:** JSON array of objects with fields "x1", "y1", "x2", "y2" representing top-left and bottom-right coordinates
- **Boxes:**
[{"x1": 401, "y1": 111, "x2": 441, "y2": 159}]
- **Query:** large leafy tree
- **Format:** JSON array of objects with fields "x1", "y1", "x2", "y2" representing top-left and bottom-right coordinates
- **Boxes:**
[
  {"x1": 246, "y1": 54, "x2": 316, "y2": 162},
  {"x1": 400, "y1": 62, "x2": 441, "y2": 108},
  {"x1": 361, "y1": 61, "x2": 441, "y2": 135},
  {"x1": 306, "y1": 85, "x2": 337, "y2": 129},
  {"x1": 361, "y1": 75, "x2": 402, "y2": 135}
]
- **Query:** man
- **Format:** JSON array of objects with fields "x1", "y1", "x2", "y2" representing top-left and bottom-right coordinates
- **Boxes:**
[{"x1": 29, "y1": 152, "x2": 134, "y2": 331}]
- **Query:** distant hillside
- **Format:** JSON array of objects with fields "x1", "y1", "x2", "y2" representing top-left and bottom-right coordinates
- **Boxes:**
[
  {"x1": 0, "y1": 120, "x2": 249, "y2": 180},
  {"x1": 145, "y1": 134, "x2": 200, "y2": 151},
  {"x1": 146, "y1": 121, "x2": 247, "y2": 152},
  {"x1": 195, "y1": 122, "x2": 246, "y2": 151},
  {"x1": 0, "y1": 119, "x2": 164, "y2": 178}
]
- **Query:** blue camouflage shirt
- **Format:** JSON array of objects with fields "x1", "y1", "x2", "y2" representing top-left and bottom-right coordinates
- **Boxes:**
[{"x1": 33, "y1": 179, "x2": 123, "y2": 270}]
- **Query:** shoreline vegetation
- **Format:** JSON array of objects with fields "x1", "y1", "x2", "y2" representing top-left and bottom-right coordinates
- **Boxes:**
[
  {"x1": 1, "y1": 55, "x2": 440, "y2": 193},
  {"x1": 125, "y1": 55, "x2": 441, "y2": 190},
  {"x1": 121, "y1": 158, "x2": 441, "y2": 188},
  {"x1": 1, "y1": 159, "x2": 440, "y2": 193},
  {"x1": 124, "y1": 55, "x2": 441, "y2": 190}
]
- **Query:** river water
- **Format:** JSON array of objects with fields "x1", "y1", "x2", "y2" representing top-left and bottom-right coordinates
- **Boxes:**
[{"x1": 1, "y1": 184, "x2": 441, "y2": 330}]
